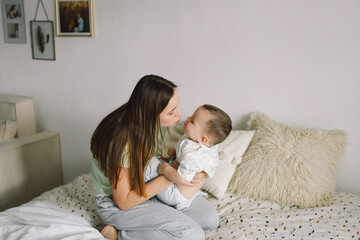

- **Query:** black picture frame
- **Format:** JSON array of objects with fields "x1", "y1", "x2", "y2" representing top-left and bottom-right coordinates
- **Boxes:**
[{"x1": 30, "y1": 21, "x2": 56, "y2": 61}]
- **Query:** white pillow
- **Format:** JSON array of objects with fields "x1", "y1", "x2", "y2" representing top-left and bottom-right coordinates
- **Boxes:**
[
  {"x1": 164, "y1": 124, "x2": 254, "y2": 200},
  {"x1": 201, "y1": 130, "x2": 254, "y2": 199}
]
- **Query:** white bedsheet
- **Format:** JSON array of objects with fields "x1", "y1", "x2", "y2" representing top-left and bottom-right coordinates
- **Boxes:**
[{"x1": 0, "y1": 200, "x2": 103, "y2": 240}]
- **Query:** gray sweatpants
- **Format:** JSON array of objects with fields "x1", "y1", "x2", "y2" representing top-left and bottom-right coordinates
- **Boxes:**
[{"x1": 95, "y1": 194, "x2": 219, "y2": 240}]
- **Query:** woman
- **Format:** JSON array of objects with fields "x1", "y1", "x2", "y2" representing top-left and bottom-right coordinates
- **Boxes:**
[{"x1": 90, "y1": 75, "x2": 219, "y2": 240}]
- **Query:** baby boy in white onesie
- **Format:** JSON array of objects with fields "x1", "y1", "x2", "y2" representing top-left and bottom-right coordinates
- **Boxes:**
[{"x1": 145, "y1": 104, "x2": 232, "y2": 210}]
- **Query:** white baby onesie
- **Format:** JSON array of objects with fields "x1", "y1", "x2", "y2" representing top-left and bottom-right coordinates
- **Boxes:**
[{"x1": 176, "y1": 134, "x2": 219, "y2": 181}]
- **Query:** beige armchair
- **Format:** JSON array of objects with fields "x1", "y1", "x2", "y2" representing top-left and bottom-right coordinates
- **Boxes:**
[{"x1": 0, "y1": 94, "x2": 63, "y2": 211}]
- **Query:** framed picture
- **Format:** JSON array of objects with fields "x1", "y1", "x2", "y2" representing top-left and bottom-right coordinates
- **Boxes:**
[
  {"x1": 1, "y1": 0, "x2": 26, "y2": 43},
  {"x1": 30, "y1": 21, "x2": 56, "y2": 60},
  {"x1": 55, "y1": 0, "x2": 94, "y2": 37}
]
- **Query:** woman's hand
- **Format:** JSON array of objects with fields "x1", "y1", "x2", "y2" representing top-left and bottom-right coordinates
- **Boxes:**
[
  {"x1": 158, "y1": 162, "x2": 171, "y2": 175},
  {"x1": 191, "y1": 171, "x2": 208, "y2": 185},
  {"x1": 158, "y1": 162, "x2": 202, "y2": 187},
  {"x1": 171, "y1": 159, "x2": 179, "y2": 169}
]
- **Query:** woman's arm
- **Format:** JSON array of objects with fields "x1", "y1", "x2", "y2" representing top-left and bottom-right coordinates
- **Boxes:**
[
  {"x1": 159, "y1": 162, "x2": 207, "y2": 199},
  {"x1": 112, "y1": 168, "x2": 172, "y2": 210},
  {"x1": 158, "y1": 162, "x2": 192, "y2": 185},
  {"x1": 158, "y1": 162, "x2": 204, "y2": 187}
]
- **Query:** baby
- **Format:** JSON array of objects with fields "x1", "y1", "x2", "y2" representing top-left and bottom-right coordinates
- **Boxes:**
[{"x1": 145, "y1": 104, "x2": 232, "y2": 210}]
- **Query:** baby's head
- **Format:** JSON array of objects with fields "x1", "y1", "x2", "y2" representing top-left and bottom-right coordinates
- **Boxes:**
[{"x1": 184, "y1": 104, "x2": 232, "y2": 147}]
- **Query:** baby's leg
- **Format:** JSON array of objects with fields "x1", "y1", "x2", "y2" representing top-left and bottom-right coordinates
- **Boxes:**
[
  {"x1": 156, "y1": 184, "x2": 182, "y2": 207},
  {"x1": 145, "y1": 158, "x2": 187, "y2": 208},
  {"x1": 144, "y1": 157, "x2": 162, "y2": 182}
]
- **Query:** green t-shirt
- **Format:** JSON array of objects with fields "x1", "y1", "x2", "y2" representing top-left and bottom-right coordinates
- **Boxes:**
[{"x1": 90, "y1": 127, "x2": 167, "y2": 197}]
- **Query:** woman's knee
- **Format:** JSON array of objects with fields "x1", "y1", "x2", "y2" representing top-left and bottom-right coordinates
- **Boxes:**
[
  {"x1": 202, "y1": 212, "x2": 219, "y2": 230},
  {"x1": 183, "y1": 196, "x2": 219, "y2": 230},
  {"x1": 192, "y1": 205, "x2": 219, "y2": 230},
  {"x1": 159, "y1": 220, "x2": 204, "y2": 240},
  {"x1": 186, "y1": 224, "x2": 205, "y2": 240}
]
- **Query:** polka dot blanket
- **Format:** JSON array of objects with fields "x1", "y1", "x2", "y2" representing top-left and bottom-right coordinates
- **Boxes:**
[
  {"x1": 5, "y1": 173, "x2": 359, "y2": 240},
  {"x1": 205, "y1": 191, "x2": 360, "y2": 239}
]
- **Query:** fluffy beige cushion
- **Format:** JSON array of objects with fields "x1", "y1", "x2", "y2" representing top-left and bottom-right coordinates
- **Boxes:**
[
  {"x1": 0, "y1": 120, "x2": 18, "y2": 143},
  {"x1": 228, "y1": 113, "x2": 347, "y2": 208}
]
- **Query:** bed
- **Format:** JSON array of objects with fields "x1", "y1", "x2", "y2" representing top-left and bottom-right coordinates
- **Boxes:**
[
  {"x1": 1, "y1": 106, "x2": 359, "y2": 239},
  {"x1": 0, "y1": 173, "x2": 359, "y2": 239}
]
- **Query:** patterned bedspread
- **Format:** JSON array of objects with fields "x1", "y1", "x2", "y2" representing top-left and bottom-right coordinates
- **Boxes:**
[
  {"x1": 206, "y1": 191, "x2": 360, "y2": 239},
  {"x1": 1, "y1": 174, "x2": 359, "y2": 240}
]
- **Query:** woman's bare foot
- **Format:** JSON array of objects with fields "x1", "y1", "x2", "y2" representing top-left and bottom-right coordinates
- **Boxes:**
[{"x1": 100, "y1": 225, "x2": 118, "y2": 240}]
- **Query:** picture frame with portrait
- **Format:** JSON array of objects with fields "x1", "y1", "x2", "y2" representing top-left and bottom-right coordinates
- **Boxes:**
[
  {"x1": 55, "y1": 0, "x2": 94, "y2": 37},
  {"x1": 30, "y1": 21, "x2": 56, "y2": 61},
  {"x1": 1, "y1": 0, "x2": 26, "y2": 43}
]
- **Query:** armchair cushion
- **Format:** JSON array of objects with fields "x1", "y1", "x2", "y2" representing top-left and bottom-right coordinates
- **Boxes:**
[
  {"x1": 0, "y1": 94, "x2": 63, "y2": 211},
  {"x1": 0, "y1": 94, "x2": 36, "y2": 137},
  {"x1": 0, "y1": 120, "x2": 18, "y2": 143}
]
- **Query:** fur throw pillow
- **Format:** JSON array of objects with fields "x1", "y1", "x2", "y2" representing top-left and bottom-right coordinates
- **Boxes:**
[{"x1": 228, "y1": 113, "x2": 347, "y2": 208}]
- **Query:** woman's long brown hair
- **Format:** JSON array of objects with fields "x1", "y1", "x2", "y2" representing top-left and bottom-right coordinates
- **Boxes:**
[{"x1": 90, "y1": 75, "x2": 176, "y2": 197}]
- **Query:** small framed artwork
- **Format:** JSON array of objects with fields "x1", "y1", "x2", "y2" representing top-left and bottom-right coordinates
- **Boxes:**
[
  {"x1": 1, "y1": 0, "x2": 26, "y2": 43},
  {"x1": 30, "y1": 21, "x2": 56, "y2": 61},
  {"x1": 55, "y1": 0, "x2": 94, "y2": 37}
]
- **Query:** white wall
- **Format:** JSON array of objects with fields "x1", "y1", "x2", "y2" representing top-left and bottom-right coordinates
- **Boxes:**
[{"x1": 1, "y1": 0, "x2": 359, "y2": 195}]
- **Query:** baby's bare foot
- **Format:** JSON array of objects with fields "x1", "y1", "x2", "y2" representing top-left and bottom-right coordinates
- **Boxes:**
[{"x1": 100, "y1": 225, "x2": 117, "y2": 240}]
